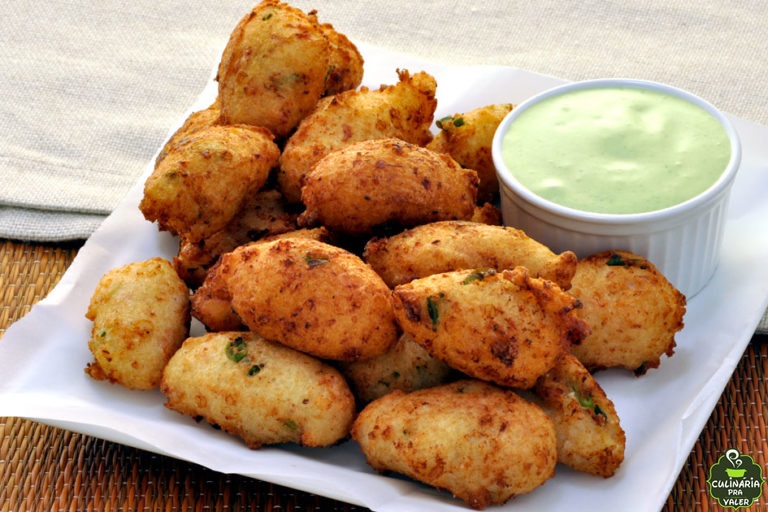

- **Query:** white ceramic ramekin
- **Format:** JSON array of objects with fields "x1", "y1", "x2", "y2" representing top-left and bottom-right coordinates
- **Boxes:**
[{"x1": 492, "y1": 78, "x2": 741, "y2": 298}]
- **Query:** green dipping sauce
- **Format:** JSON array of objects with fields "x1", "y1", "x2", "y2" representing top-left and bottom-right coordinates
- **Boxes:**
[{"x1": 501, "y1": 85, "x2": 731, "y2": 214}]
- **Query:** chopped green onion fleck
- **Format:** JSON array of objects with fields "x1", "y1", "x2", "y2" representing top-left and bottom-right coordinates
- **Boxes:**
[
  {"x1": 436, "y1": 116, "x2": 453, "y2": 129},
  {"x1": 572, "y1": 385, "x2": 607, "y2": 418},
  {"x1": 247, "y1": 364, "x2": 262, "y2": 376},
  {"x1": 461, "y1": 268, "x2": 496, "y2": 285},
  {"x1": 305, "y1": 254, "x2": 330, "y2": 268},
  {"x1": 226, "y1": 337, "x2": 248, "y2": 363},
  {"x1": 427, "y1": 295, "x2": 441, "y2": 328},
  {"x1": 284, "y1": 420, "x2": 298, "y2": 431},
  {"x1": 606, "y1": 253, "x2": 645, "y2": 269},
  {"x1": 436, "y1": 115, "x2": 465, "y2": 129},
  {"x1": 576, "y1": 392, "x2": 595, "y2": 409}
]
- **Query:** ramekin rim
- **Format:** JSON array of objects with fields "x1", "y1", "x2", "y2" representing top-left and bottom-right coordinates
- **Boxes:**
[{"x1": 492, "y1": 78, "x2": 742, "y2": 226}]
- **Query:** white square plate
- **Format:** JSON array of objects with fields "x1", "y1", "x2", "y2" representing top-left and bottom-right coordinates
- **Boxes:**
[{"x1": 2, "y1": 43, "x2": 768, "y2": 511}]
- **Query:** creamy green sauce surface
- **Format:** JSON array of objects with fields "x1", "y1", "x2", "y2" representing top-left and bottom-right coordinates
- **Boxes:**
[{"x1": 501, "y1": 86, "x2": 731, "y2": 214}]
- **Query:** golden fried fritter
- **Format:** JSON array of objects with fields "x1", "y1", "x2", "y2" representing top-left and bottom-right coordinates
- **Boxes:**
[
  {"x1": 225, "y1": 238, "x2": 399, "y2": 361},
  {"x1": 190, "y1": 228, "x2": 333, "y2": 332},
  {"x1": 162, "y1": 331, "x2": 356, "y2": 448},
  {"x1": 568, "y1": 250, "x2": 686, "y2": 374},
  {"x1": 427, "y1": 103, "x2": 514, "y2": 202},
  {"x1": 173, "y1": 188, "x2": 299, "y2": 288},
  {"x1": 190, "y1": 258, "x2": 244, "y2": 332},
  {"x1": 470, "y1": 202, "x2": 502, "y2": 225},
  {"x1": 351, "y1": 380, "x2": 557, "y2": 509},
  {"x1": 140, "y1": 125, "x2": 280, "y2": 244},
  {"x1": 155, "y1": 101, "x2": 221, "y2": 166},
  {"x1": 298, "y1": 139, "x2": 478, "y2": 235},
  {"x1": 85, "y1": 257, "x2": 190, "y2": 390},
  {"x1": 340, "y1": 333, "x2": 456, "y2": 404},
  {"x1": 320, "y1": 22, "x2": 364, "y2": 96},
  {"x1": 392, "y1": 267, "x2": 588, "y2": 389},
  {"x1": 278, "y1": 69, "x2": 437, "y2": 202},
  {"x1": 532, "y1": 353, "x2": 625, "y2": 477},
  {"x1": 363, "y1": 220, "x2": 578, "y2": 289},
  {"x1": 216, "y1": 1, "x2": 330, "y2": 138}
]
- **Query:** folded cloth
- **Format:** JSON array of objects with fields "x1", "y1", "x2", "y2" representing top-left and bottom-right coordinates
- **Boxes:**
[
  {"x1": 0, "y1": 0, "x2": 248, "y2": 241},
  {"x1": 3, "y1": 0, "x2": 768, "y2": 242}
]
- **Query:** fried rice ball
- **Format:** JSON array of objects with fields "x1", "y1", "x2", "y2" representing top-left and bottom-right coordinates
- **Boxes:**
[
  {"x1": 190, "y1": 227, "x2": 333, "y2": 332},
  {"x1": 568, "y1": 250, "x2": 686, "y2": 374},
  {"x1": 340, "y1": 333, "x2": 456, "y2": 404},
  {"x1": 392, "y1": 267, "x2": 589, "y2": 389},
  {"x1": 225, "y1": 238, "x2": 399, "y2": 361},
  {"x1": 173, "y1": 188, "x2": 300, "y2": 288},
  {"x1": 278, "y1": 69, "x2": 437, "y2": 203},
  {"x1": 85, "y1": 257, "x2": 190, "y2": 390},
  {"x1": 427, "y1": 103, "x2": 514, "y2": 202},
  {"x1": 139, "y1": 125, "x2": 280, "y2": 244},
  {"x1": 351, "y1": 379, "x2": 557, "y2": 509},
  {"x1": 161, "y1": 331, "x2": 356, "y2": 448},
  {"x1": 216, "y1": 1, "x2": 329, "y2": 138},
  {"x1": 363, "y1": 220, "x2": 578, "y2": 289},
  {"x1": 532, "y1": 353, "x2": 626, "y2": 477},
  {"x1": 298, "y1": 138, "x2": 479, "y2": 235}
]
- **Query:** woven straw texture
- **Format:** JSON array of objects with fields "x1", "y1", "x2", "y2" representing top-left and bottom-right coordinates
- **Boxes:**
[{"x1": 1, "y1": 239, "x2": 766, "y2": 511}]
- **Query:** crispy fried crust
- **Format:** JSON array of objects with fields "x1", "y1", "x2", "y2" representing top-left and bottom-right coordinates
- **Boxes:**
[
  {"x1": 427, "y1": 103, "x2": 514, "y2": 202},
  {"x1": 363, "y1": 220, "x2": 577, "y2": 289},
  {"x1": 85, "y1": 257, "x2": 190, "y2": 390},
  {"x1": 351, "y1": 380, "x2": 557, "y2": 509},
  {"x1": 224, "y1": 238, "x2": 399, "y2": 361},
  {"x1": 173, "y1": 188, "x2": 300, "y2": 288},
  {"x1": 155, "y1": 102, "x2": 221, "y2": 166},
  {"x1": 568, "y1": 250, "x2": 686, "y2": 374},
  {"x1": 340, "y1": 333, "x2": 456, "y2": 404},
  {"x1": 532, "y1": 353, "x2": 626, "y2": 477},
  {"x1": 190, "y1": 228, "x2": 334, "y2": 331},
  {"x1": 216, "y1": 0, "x2": 329, "y2": 137},
  {"x1": 320, "y1": 22, "x2": 364, "y2": 96},
  {"x1": 392, "y1": 267, "x2": 589, "y2": 389},
  {"x1": 298, "y1": 138, "x2": 478, "y2": 235},
  {"x1": 189, "y1": 258, "x2": 244, "y2": 332},
  {"x1": 139, "y1": 124, "x2": 280, "y2": 243},
  {"x1": 278, "y1": 69, "x2": 437, "y2": 202},
  {"x1": 161, "y1": 331, "x2": 356, "y2": 448}
]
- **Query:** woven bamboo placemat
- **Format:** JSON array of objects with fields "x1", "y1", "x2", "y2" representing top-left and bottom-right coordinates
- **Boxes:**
[{"x1": 1, "y1": 238, "x2": 766, "y2": 511}]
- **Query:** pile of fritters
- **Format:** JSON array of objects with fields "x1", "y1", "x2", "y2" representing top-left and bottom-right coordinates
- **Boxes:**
[{"x1": 83, "y1": 1, "x2": 688, "y2": 509}]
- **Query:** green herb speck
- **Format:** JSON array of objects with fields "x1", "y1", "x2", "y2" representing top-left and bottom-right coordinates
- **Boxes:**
[
  {"x1": 305, "y1": 254, "x2": 330, "y2": 268},
  {"x1": 226, "y1": 337, "x2": 248, "y2": 363},
  {"x1": 461, "y1": 268, "x2": 496, "y2": 284},
  {"x1": 427, "y1": 295, "x2": 440, "y2": 328}
]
